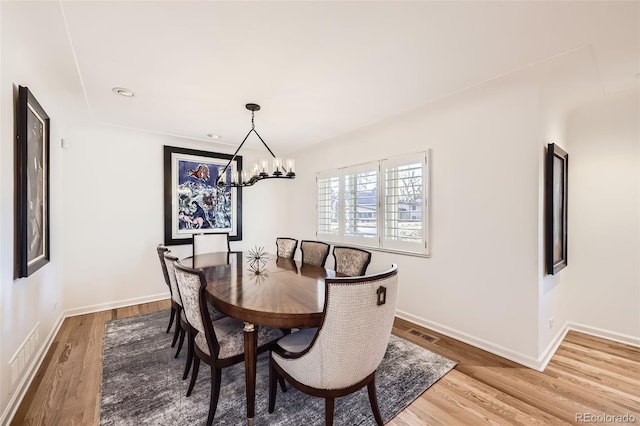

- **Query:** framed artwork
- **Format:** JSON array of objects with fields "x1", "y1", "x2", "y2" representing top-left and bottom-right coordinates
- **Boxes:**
[
  {"x1": 545, "y1": 143, "x2": 568, "y2": 275},
  {"x1": 16, "y1": 86, "x2": 50, "y2": 277},
  {"x1": 163, "y1": 146, "x2": 242, "y2": 246}
]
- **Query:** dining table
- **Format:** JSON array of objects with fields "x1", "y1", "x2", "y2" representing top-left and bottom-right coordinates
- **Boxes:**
[{"x1": 180, "y1": 251, "x2": 339, "y2": 426}]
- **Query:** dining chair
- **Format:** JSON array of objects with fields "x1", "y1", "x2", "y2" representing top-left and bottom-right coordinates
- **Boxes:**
[
  {"x1": 173, "y1": 262, "x2": 286, "y2": 426},
  {"x1": 164, "y1": 253, "x2": 227, "y2": 381},
  {"x1": 156, "y1": 244, "x2": 175, "y2": 333},
  {"x1": 162, "y1": 253, "x2": 188, "y2": 359},
  {"x1": 300, "y1": 240, "x2": 330, "y2": 268},
  {"x1": 192, "y1": 232, "x2": 230, "y2": 257},
  {"x1": 332, "y1": 246, "x2": 372, "y2": 276},
  {"x1": 276, "y1": 237, "x2": 298, "y2": 259},
  {"x1": 268, "y1": 264, "x2": 399, "y2": 426}
]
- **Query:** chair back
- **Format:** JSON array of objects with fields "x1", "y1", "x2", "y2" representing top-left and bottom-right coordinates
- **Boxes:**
[
  {"x1": 156, "y1": 244, "x2": 171, "y2": 290},
  {"x1": 281, "y1": 265, "x2": 399, "y2": 390},
  {"x1": 276, "y1": 237, "x2": 298, "y2": 259},
  {"x1": 163, "y1": 252, "x2": 183, "y2": 306},
  {"x1": 193, "y1": 232, "x2": 230, "y2": 257},
  {"x1": 173, "y1": 263, "x2": 221, "y2": 357},
  {"x1": 333, "y1": 246, "x2": 372, "y2": 276},
  {"x1": 300, "y1": 240, "x2": 330, "y2": 267}
]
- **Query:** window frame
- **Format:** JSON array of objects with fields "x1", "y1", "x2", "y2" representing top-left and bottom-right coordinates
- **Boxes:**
[{"x1": 316, "y1": 151, "x2": 429, "y2": 256}]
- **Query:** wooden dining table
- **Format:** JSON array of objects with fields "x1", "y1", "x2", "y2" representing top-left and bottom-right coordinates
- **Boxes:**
[{"x1": 180, "y1": 251, "x2": 338, "y2": 426}]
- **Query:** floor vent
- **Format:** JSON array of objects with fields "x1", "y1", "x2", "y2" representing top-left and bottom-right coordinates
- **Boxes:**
[{"x1": 408, "y1": 329, "x2": 438, "y2": 343}]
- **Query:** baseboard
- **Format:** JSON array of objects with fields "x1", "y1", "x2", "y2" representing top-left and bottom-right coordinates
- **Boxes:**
[
  {"x1": 64, "y1": 292, "x2": 170, "y2": 318},
  {"x1": 0, "y1": 312, "x2": 65, "y2": 426},
  {"x1": 567, "y1": 322, "x2": 640, "y2": 348},
  {"x1": 1, "y1": 292, "x2": 170, "y2": 425},
  {"x1": 396, "y1": 310, "x2": 546, "y2": 371},
  {"x1": 396, "y1": 311, "x2": 640, "y2": 373},
  {"x1": 536, "y1": 322, "x2": 571, "y2": 372}
]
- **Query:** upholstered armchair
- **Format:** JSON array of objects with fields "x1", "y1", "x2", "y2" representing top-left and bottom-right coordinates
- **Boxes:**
[{"x1": 268, "y1": 264, "x2": 399, "y2": 425}]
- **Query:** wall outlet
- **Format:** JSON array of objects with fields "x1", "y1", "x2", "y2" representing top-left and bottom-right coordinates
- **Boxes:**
[{"x1": 548, "y1": 317, "x2": 555, "y2": 329}]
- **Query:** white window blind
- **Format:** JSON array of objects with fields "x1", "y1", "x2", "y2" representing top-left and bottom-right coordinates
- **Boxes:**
[
  {"x1": 382, "y1": 153, "x2": 427, "y2": 252},
  {"x1": 316, "y1": 171, "x2": 340, "y2": 238},
  {"x1": 343, "y1": 162, "x2": 379, "y2": 245},
  {"x1": 316, "y1": 151, "x2": 428, "y2": 255}
]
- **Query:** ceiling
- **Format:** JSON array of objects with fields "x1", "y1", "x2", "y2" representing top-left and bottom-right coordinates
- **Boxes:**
[{"x1": 56, "y1": 1, "x2": 638, "y2": 153}]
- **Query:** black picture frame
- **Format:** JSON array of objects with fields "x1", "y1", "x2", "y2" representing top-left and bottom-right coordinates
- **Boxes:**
[
  {"x1": 163, "y1": 146, "x2": 243, "y2": 246},
  {"x1": 545, "y1": 143, "x2": 568, "y2": 275},
  {"x1": 16, "y1": 86, "x2": 50, "y2": 277}
]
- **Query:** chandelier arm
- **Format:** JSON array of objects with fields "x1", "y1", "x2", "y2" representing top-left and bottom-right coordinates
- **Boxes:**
[
  {"x1": 251, "y1": 129, "x2": 277, "y2": 159},
  {"x1": 217, "y1": 128, "x2": 254, "y2": 183}
]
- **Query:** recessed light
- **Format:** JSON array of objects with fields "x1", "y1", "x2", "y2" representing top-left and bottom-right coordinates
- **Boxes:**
[
  {"x1": 112, "y1": 87, "x2": 134, "y2": 97},
  {"x1": 207, "y1": 133, "x2": 220, "y2": 139}
]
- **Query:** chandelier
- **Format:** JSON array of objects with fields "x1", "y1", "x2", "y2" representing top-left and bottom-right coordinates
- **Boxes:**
[{"x1": 216, "y1": 103, "x2": 295, "y2": 188}]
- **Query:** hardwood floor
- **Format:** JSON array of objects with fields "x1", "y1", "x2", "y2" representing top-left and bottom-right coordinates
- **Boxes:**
[{"x1": 10, "y1": 301, "x2": 640, "y2": 425}]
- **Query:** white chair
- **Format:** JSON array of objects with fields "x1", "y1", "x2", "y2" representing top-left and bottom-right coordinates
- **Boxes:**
[
  {"x1": 192, "y1": 232, "x2": 230, "y2": 257},
  {"x1": 268, "y1": 264, "x2": 399, "y2": 426}
]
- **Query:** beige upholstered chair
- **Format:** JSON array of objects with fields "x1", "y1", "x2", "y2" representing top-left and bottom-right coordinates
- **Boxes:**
[
  {"x1": 268, "y1": 264, "x2": 399, "y2": 425},
  {"x1": 276, "y1": 237, "x2": 298, "y2": 259},
  {"x1": 164, "y1": 253, "x2": 227, "y2": 381},
  {"x1": 192, "y1": 232, "x2": 230, "y2": 257},
  {"x1": 173, "y1": 263, "x2": 285, "y2": 426},
  {"x1": 156, "y1": 244, "x2": 175, "y2": 333},
  {"x1": 332, "y1": 246, "x2": 372, "y2": 276},
  {"x1": 163, "y1": 253, "x2": 189, "y2": 358},
  {"x1": 300, "y1": 240, "x2": 330, "y2": 268}
]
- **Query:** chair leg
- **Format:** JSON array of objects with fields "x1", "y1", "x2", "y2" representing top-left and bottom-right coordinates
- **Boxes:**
[
  {"x1": 187, "y1": 355, "x2": 200, "y2": 397},
  {"x1": 182, "y1": 330, "x2": 195, "y2": 380},
  {"x1": 367, "y1": 374, "x2": 384, "y2": 426},
  {"x1": 166, "y1": 307, "x2": 175, "y2": 333},
  {"x1": 325, "y1": 397, "x2": 335, "y2": 426},
  {"x1": 268, "y1": 358, "x2": 278, "y2": 413},
  {"x1": 171, "y1": 316, "x2": 181, "y2": 348},
  {"x1": 175, "y1": 327, "x2": 185, "y2": 358},
  {"x1": 278, "y1": 376, "x2": 287, "y2": 393},
  {"x1": 206, "y1": 367, "x2": 222, "y2": 426}
]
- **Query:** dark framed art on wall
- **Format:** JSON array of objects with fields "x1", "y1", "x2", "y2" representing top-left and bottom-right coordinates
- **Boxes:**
[
  {"x1": 163, "y1": 146, "x2": 243, "y2": 246},
  {"x1": 16, "y1": 86, "x2": 50, "y2": 277},
  {"x1": 545, "y1": 143, "x2": 568, "y2": 275}
]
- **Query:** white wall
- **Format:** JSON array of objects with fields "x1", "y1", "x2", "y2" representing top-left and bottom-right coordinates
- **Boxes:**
[
  {"x1": 565, "y1": 90, "x2": 640, "y2": 340},
  {"x1": 60, "y1": 123, "x2": 285, "y2": 314},
  {"x1": 286, "y1": 71, "x2": 543, "y2": 363},
  {"x1": 535, "y1": 46, "x2": 604, "y2": 358},
  {"x1": 0, "y1": 1, "x2": 80, "y2": 420}
]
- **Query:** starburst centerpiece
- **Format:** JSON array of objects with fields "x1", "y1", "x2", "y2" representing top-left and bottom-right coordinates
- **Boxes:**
[{"x1": 247, "y1": 246, "x2": 269, "y2": 273}]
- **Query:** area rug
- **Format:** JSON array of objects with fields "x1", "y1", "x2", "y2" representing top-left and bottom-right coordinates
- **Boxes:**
[{"x1": 99, "y1": 310, "x2": 456, "y2": 425}]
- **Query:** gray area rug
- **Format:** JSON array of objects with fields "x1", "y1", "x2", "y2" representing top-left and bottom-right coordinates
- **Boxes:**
[{"x1": 100, "y1": 310, "x2": 456, "y2": 425}]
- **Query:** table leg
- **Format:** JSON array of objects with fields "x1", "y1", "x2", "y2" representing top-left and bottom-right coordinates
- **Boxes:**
[{"x1": 243, "y1": 322, "x2": 257, "y2": 426}]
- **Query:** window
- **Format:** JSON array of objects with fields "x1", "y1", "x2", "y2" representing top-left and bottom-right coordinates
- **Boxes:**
[
  {"x1": 317, "y1": 152, "x2": 428, "y2": 255},
  {"x1": 344, "y1": 162, "x2": 378, "y2": 244},
  {"x1": 317, "y1": 172, "x2": 340, "y2": 238}
]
